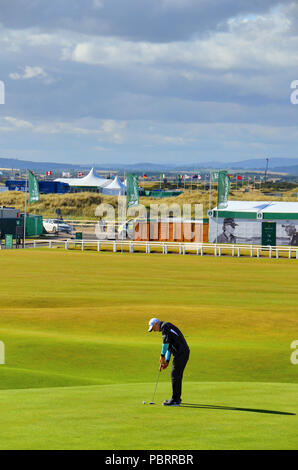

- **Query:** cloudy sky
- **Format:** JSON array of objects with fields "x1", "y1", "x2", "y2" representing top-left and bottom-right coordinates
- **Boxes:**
[{"x1": 1, "y1": 0, "x2": 298, "y2": 166}]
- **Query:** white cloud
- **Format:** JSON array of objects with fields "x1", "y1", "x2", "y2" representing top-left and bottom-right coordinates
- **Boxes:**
[
  {"x1": 99, "y1": 119, "x2": 127, "y2": 143},
  {"x1": 94, "y1": 145, "x2": 112, "y2": 151},
  {"x1": 65, "y1": 8, "x2": 298, "y2": 72},
  {"x1": 93, "y1": 0, "x2": 104, "y2": 8},
  {"x1": 1, "y1": 117, "x2": 128, "y2": 142},
  {"x1": 4, "y1": 116, "x2": 34, "y2": 128},
  {"x1": 161, "y1": 0, "x2": 196, "y2": 9},
  {"x1": 9, "y1": 65, "x2": 47, "y2": 80},
  {"x1": 1, "y1": 4, "x2": 298, "y2": 163}
]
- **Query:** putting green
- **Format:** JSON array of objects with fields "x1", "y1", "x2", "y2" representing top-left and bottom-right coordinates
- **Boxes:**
[
  {"x1": 0, "y1": 382, "x2": 297, "y2": 450},
  {"x1": 0, "y1": 250, "x2": 297, "y2": 449}
]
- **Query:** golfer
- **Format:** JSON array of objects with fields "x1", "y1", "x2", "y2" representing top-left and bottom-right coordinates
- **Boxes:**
[{"x1": 148, "y1": 318, "x2": 190, "y2": 406}]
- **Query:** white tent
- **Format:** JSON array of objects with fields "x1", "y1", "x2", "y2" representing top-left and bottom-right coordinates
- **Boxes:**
[
  {"x1": 101, "y1": 175, "x2": 126, "y2": 195},
  {"x1": 55, "y1": 168, "x2": 109, "y2": 188}
]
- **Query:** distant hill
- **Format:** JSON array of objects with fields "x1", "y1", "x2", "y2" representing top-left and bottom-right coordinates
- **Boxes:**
[
  {"x1": 0, "y1": 157, "x2": 172, "y2": 172},
  {"x1": 0, "y1": 156, "x2": 298, "y2": 174},
  {"x1": 0, "y1": 158, "x2": 80, "y2": 171},
  {"x1": 224, "y1": 158, "x2": 298, "y2": 171},
  {"x1": 272, "y1": 165, "x2": 298, "y2": 175},
  {"x1": 180, "y1": 158, "x2": 298, "y2": 171}
]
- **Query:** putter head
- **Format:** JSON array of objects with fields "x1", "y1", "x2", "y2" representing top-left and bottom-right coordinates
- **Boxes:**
[{"x1": 149, "y1": 402, "x2": 155, "y2": 405}]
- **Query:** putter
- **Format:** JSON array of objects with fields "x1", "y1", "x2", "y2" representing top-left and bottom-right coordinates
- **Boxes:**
[{"x1": 149, "y1": 367, "x2": 161, "y2": 404}]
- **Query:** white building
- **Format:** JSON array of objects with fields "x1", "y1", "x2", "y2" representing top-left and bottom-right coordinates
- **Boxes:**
[{"x1": 209, "y1": 200, "x2": 298, "y2": 246}]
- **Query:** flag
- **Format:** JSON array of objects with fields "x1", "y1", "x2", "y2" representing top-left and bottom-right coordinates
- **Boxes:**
[
  {"x1": 217, "y1": 170, "x2": 230, "y2": 209},
  {"x1": 211, "y1": 171, "x2": 219, "y2": 182},
  {"x1": 236, "y1": 175, "x2": 242, "y2": 180},
  {"x1": 78, "y1": 171, "x2": 83, "y2": 177},
  {"x1": 126, "y1": 173, "x2": 139, "y2": 208},
  {"x1": 198, "y1": 174, "x2": 202, "y2": 180},
  {"x1": 28, "y1": 170, "x2": 40, "y2": 203},
  {"x1": 143, "y1": 174, "x2": 147, "y2": 178},
  {"x1": 46, "y1": 171, "x2": 52, "y2": 176},
  {"x1": 161, "y1": 173, "x2": 166, "y2": 179}
]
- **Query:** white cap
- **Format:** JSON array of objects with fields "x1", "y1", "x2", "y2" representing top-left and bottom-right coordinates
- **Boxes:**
[{"x1": 148, "y1": 318, "x2": 160, "y2": 332}]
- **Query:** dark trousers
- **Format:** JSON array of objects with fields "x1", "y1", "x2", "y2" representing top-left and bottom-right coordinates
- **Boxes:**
[{"x1": 171, "y1": 350, "x2": 190, "y2": 401}]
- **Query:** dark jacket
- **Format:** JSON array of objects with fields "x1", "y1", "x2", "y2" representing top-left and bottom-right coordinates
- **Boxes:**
[
  {"x1": 160, "y1": 321, "x2": 189, "y2": 357},
  {"x1": 214, "y1": 232, "x2": 236, "y2": 244},
  {"x1": 290, "y1": 233, "x2": 298, "y2": 246}
]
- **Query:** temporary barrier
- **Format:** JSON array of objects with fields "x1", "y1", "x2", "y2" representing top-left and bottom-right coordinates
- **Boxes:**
[
  {"x1": 21, "y1": 214, "x2": 43, "y2": 237},
  {"x1": 21, "y1": 239, "x2": 298, "y2": 260},
  {"x1": 144, "y1": 190, "x2": 183, "y2": 198}
]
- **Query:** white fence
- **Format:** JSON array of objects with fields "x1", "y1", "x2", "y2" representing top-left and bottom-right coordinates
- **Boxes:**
[{"x1": 25, "y1": 239, "x2": 298, "y2": 259}]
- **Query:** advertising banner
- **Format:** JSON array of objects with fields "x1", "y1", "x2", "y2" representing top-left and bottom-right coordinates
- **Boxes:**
[
  {"x1": 217, "y1": 171, "x2": 230, "y2": 209},
  {"x1": 126, "y1": 173, "x2": 139, "y2": 209},
  {"x1": 210, "y1": 217, "x2": 298, "y2": 246},
  {"x1": 28, "y1": 170, "x2": 40, "y2": 203},
  {"x1": 210, "y1": 218, "x2": 262, "y2": 244},
  {"x1": 276, "y1": 220, "x2": 298, "y2": 246}
]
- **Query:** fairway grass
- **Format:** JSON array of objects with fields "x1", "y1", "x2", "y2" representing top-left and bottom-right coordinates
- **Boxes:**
[{"x1": 0, "y1": 250, "x2": 297, "y2": 449}]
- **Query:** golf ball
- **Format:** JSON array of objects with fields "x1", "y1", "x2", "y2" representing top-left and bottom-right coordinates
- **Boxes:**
[{"x1": 143, "y1": 401, "x2": 146, "y2": 404}]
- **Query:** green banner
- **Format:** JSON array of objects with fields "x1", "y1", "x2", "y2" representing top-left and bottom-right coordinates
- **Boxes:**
[
  {"x1": 217, "y1": 170, "x2": 230, "y2": 209},
  {"x1": 28, "y1": 170, "x2": 40, "y2": 203},
  {"x1": 212, "y1": 171, "x2": 219, "y2": 183},
  {"x1": 5, "y1": 234, "x2": 13, "y2": 249},
  {"x1": 126, "y1": 173, "x2": 139, "y2": 208}
]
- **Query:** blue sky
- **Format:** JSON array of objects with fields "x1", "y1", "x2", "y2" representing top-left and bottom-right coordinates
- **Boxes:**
[{"x1": 0, "y1": 0, "x2": 298, "y2": 165}]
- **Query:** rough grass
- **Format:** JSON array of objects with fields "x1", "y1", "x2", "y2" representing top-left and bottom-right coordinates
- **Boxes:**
[{"x1": 1, "y1": 186, "x2": 297, "y2": 220}]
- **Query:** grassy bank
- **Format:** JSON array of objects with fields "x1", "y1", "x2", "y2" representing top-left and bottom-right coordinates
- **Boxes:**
[{"x1": 0, "y1": 187, "x2": 297, "y2": 220}]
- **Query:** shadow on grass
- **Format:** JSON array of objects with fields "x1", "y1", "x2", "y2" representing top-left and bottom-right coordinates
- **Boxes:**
[{"x1": 180, "y1": 403, "x2": 295, "y2": 416}]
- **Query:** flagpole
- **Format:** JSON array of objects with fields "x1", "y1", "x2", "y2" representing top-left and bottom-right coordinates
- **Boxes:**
[
  {"x1": 209, "y1": 171, "x2": 212, "y2": 211},
  {"x1": 24, "y1": 169, "x2": 28, "y2": 248},
  {"x1": 216, "y1": 169, "x2": 220, "y2": 243}
]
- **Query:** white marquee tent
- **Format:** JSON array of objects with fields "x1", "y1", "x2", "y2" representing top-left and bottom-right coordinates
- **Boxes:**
[
  {"x1": 101, "y1": 175, "x2": 126, "y2": 195},
  {"x1": 55, "y1": 168, "x2": 109, "y2": 189}
]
